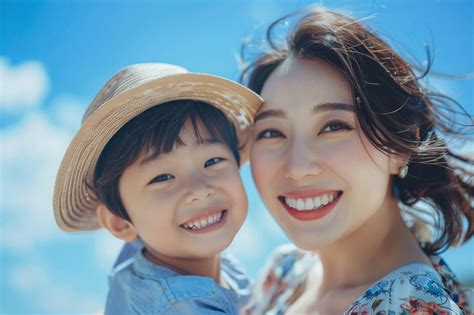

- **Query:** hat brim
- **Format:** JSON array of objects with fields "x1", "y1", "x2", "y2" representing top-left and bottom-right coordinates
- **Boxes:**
[{"x1": 53, "y1": 73, "x2": 262, "y2": 232}]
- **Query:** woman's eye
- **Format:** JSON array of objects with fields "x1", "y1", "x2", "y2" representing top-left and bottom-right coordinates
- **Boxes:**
[
  {"x1": 205, "y1": 157, "x2": 224, "y2": 168},
  {"x1": 256, "y1": 129, "x2": 285, "y2": 140},
  {"x1": 149, "y1": 174, "x2": 174, "y2": 185},
  {"x1": 320, "y1": 121, "x2": 352, "y2": 134}
]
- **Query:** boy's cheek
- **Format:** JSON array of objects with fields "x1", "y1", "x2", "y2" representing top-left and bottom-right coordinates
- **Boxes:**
[{"x1": 214, "y1": 167, "x2": 244, "y2": 183}]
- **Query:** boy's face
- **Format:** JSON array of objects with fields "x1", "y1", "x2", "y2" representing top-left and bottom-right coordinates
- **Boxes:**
[{"x1": 118, "y1": 120, "x2": 248, "y2": 259}]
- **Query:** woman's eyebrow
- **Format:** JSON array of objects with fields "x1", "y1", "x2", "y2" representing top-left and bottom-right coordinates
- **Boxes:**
[
  {"x1": 254, "y1": 109, "x2": 286, "y2": 123},
  {"x1": 313, "y1": 102, "x2": 355, "y2": 114},
  {"x1": 255, "y1": 103, "x2": 354, "y2": 123}
]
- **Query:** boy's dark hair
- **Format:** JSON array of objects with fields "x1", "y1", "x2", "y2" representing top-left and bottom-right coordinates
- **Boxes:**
[{"x1": 92, "y1": 100, "x2": 240, "y2": 222}]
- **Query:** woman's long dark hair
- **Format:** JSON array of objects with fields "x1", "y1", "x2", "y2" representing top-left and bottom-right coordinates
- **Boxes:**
[{"x1": 241, "y1": 7, "x2": 473, "y2": 255}]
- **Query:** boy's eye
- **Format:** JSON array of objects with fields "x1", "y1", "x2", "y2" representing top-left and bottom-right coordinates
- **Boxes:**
[
  {"x1": 256, "y1": 129, "x2": 285, "y2": 140},
  {"x1": 320, "y1": 121, "x2": 352, "y2": 134},
  {"x1": 149, "y1": 173, "x2": 174, "y2": 185},
  {"x1": 205, "y1": 157, "x2": 224, "y2": 168}
]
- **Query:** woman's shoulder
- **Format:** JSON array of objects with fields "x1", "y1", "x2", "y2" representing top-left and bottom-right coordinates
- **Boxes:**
[
  {"x1": 345, "y1": 263, "x2": 463, "y2": 314},
  {"x1": 430, "y1": 254, "x2": 474, "y2": 313},
  {"x1": 243, "y1": 244, "x2": 316, "y2": 314},
  {"x1": 267, "y1": 243, "x2": 302, "y2": 260},
  {"x1": 261, "y1": 244, "x2": 315, "y2": 279}
]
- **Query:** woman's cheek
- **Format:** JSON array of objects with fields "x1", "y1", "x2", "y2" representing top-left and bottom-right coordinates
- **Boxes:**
[
  {"x1": 250, "y1": 146, "x2": 277, "y2": 193},
  {"x1": 330, "y1": 134, "x2": 375, "y2": 166},
  {"x1": 250, "y1": 147, "x2": 267, "y2": 185}
]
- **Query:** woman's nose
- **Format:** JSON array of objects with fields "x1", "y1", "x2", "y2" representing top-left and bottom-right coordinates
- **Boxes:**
[{"x1": 285, "y1": 140, "x2": 322, "y2": 181}]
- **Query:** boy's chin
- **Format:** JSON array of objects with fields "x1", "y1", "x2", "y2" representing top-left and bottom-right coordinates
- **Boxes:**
[{"x1": 190, "y1": 237, "x2": 234, "y2": 258}]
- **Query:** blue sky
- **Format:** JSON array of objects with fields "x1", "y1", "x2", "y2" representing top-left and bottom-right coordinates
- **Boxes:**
[{"x1": 1, "y1": 0, "x2": 473, "y2": 313}]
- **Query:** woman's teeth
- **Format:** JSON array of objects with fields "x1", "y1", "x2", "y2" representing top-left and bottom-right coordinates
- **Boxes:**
[
  {"x1": 284, "y1": 192, "x2": 339, "y2": 211},
  {"x1": 181, "y1": 211, "x2": 224, "y2": 230}
]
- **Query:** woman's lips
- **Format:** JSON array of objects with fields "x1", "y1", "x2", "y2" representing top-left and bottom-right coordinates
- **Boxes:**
[
  {"x1": 279, "y1": 191, "x2": 343, "y2": 221},
  {"x1": 282, "y1": 189, "x2": 340, "y2": 198}
]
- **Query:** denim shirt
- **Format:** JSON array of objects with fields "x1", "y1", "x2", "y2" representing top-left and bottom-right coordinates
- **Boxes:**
[{"x1": 105, "y1": 241, "x2": 251, "y2": 314}]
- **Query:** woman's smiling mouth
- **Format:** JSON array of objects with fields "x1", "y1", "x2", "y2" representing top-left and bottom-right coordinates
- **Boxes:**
[{"x1": 279, "y1": 190, "x2": 343, "y2": 221}]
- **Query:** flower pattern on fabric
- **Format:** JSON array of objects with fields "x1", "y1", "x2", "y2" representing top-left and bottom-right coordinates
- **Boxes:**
[
  {"x1": 245, "y1": 244, "x2": 473, "y2": 315},
  {"x1": 430, "y1": 255, "x2": 474, "y2": 313},
  {"x1": 400, "y1": 297, "x2": 453, "y2": 315}
]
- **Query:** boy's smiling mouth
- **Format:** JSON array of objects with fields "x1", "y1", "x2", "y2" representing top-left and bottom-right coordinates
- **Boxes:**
[{"x1": 180, "y1": 209, "x2": 227, "y2": 232}]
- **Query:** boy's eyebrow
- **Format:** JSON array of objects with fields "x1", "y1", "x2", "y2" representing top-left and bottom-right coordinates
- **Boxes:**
[
  {"x1": 140, "y1": 153, "x2": 163, "y2": 167},
  {"x1": 139, "y1": 138, "x2": 222, "y2": 166},
  {"x1": 254, "y1": 102, "x2": 354, "y2": 123},
  {"x1": 196, "y1": 138, "x2": 222, "y2": 145}
]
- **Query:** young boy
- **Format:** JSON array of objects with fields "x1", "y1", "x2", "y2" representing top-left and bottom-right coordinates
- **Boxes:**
[{"x1": 53, "y1": 63, "x2": 262, "y2": 314}]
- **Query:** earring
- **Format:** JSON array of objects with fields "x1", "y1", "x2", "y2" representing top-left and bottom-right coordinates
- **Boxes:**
[{"x1": 399, "y1": 164, "x2": 408, "y2": 179}]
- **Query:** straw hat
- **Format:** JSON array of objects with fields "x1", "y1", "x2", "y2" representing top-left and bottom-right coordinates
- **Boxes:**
[{"x1": 53, "y1": 63, "x2": 262, "y2": 232}]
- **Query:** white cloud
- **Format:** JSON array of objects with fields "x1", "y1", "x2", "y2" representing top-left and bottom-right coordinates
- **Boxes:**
[
  {"x1": 9, "y1": 262, "x2": 103, "y2": 313},
  {"x1": 94, "y1": 231, "x2": 126, "y2": 272},
  {"x1": 0, "y1": 60, "x2": 115, "y2": 313},
  {"x1": 0, "y1": 111, "x2": 74, "y2": 250},
  {"x1": 9, "y1": 264, "x2": 49, "y2": 292},
  {"x1": 49, "y1": 94, "x2": 86, "y2": 129},
  {"x1": 0, "y1": 102, "x2": 125, "y2": 275},
  {"x1": 0, "y1": 57, "x2": 50, "y2": 113}
]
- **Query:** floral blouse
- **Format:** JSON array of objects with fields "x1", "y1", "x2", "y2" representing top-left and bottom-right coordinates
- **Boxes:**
[{"x1": 244, "y1": 244, "x2": 474, "y2": 315}]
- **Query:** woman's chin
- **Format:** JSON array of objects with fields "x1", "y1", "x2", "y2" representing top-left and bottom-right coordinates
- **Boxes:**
[{"x1": 284, "y1": 226, "x2": 346, "y2": 251}]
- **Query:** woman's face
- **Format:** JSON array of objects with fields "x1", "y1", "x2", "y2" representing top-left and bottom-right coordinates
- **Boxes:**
[{"x1": 250, "y1": 57, "x2": 401, "y2": 250}]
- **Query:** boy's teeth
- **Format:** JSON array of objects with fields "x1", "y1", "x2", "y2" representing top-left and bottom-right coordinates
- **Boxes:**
[
  {"x1": 284, "y1": 193, "x2": 339, "y2": 211},
  {"x1": 182, "y1": 211, "x2": 223, "y2": 230}
]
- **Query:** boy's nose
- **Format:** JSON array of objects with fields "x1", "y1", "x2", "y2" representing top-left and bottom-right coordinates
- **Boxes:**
[{"x1": 184, "y1": 178, "x2": 216, "y2": 204}]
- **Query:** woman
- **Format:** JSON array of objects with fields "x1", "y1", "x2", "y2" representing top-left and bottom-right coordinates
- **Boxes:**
[{"x1": 242, "y1": 7, "x2": 473, "y2": 314}]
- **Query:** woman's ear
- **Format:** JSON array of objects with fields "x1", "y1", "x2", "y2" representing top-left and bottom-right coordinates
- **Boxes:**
[
  {"x1": 388, "y1": 154, "x2": 409, "y2": 176},
  {"x1": 96, "y1": 204, "x2": 137, "y2": 242}
]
